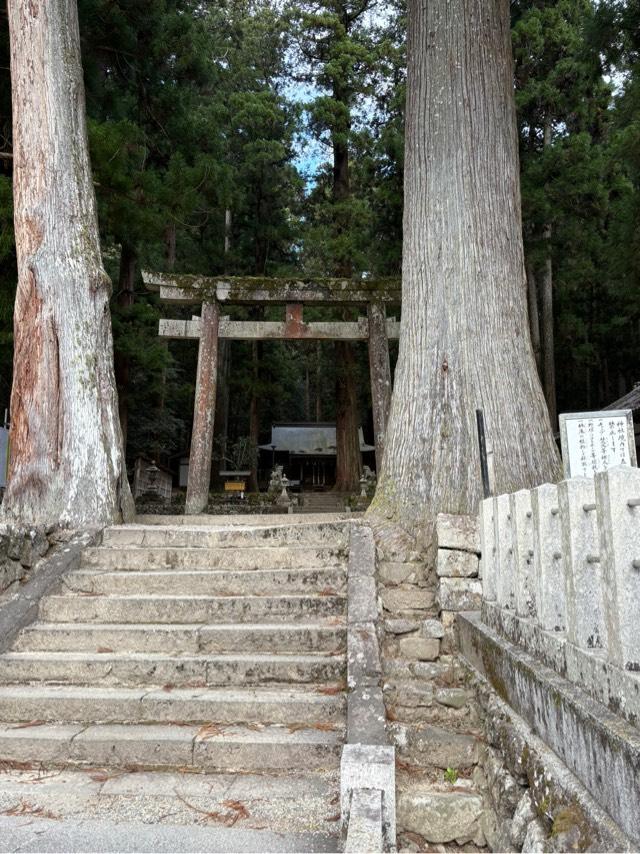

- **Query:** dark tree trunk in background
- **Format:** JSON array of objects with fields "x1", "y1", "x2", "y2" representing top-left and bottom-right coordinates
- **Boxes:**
[
  {"x1": 248, "y1": 337, "x2": 261, "y2": 492},
  {"x1": 213, "y1": 341, "x2": 230, "y2": 486},
  {"x1": 2, "y1": 0, "x2": 133, "y2": 526},
  {"x1": 155, "y1": 224, "x2": 175, "y2": 460},
  {"x1": 334, "y1": 340, "x2": 362, "y2": 492},
  {"x1": 212, "y1": 209, "x2": 233, "y2": 486},
  {"x1": 372, "y1": 0, "x2": 560, "y2": 532},
  {"x1": 315, "y1": 342, "x2": 322, "y2": 422},
  {"x1": 331, "y1": 88, "x2": 361, "y2": 492},
  {"x1": 541, "y1": 121, "x2": 557, "y2": 427},
  {"x1": 115, "y1": 243, "x2": 136, "y2": 451},
  {"x1": 526, "y1": 258, "x2": 542, "y2": 377},
  {"x1": 164, "y1": 223, "x2": 176, "y2": 270}
]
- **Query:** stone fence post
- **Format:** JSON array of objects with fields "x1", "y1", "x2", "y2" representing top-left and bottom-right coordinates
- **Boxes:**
[
  {"x1": 531, "y1": 483, "x2": 565, "y2": 634},
  {"x1": 595, "y1": 465, "x2": 640, "y2": 673},
  {"x1": 479, "y1": 497, "x2": 496, "y2": 601},
  {"x1": 511, "y1": 489, "x2": 536, "y2": 619},
  {"x1": 495, "y1": 493, "x2": 516, "y2": 611},
  {"x1": 558, "y1": 477, "x2": 608, "y2": 653}
]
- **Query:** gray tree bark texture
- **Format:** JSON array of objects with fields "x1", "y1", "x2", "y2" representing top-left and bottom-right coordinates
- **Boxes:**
[
  {"x1": 185, "y1": 301, "x2": 219, "y2": 514},
  {"x1": 2, "y1": 0, "x2": 134, "y2": 528},
  {"x1": 371, "y1": 0, "x2": 561, "y2": 531}
]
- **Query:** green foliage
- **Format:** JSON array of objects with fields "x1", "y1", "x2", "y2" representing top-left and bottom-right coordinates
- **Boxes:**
[
  {"x1": 1, "y1": 0, "x2": 640, "y2": 469},
  {"x1": 513, "y1": 0, "x2": 639, "y2": 410}
]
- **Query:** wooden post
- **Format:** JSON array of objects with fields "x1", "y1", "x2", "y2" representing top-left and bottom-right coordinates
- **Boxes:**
[
  {"x1": 185, "y1": 300, "x2": 220, "y2": 514},
  {"x1": 367, "y1": 302, "x2": 392, "y2": 472}
]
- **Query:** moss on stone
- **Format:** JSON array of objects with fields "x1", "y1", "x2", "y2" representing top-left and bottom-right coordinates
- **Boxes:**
[{"x1": 551, "y1": 802, "x2": 592, "y2": 848}]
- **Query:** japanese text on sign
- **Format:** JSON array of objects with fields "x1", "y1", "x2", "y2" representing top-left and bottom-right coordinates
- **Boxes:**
[{"x1": 560, "y1": 410, "x2": 636, "y2": 479}]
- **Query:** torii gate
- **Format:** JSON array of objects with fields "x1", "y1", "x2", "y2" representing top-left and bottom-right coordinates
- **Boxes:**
[{"x1": 143, "y1": 272, "x2": 401, "y2": 513}]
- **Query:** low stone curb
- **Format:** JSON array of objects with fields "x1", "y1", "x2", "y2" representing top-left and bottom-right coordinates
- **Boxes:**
[
  {"x1": 458, "y1": 611, "x2": 640, "y2": 848},
  {"x1": 341, "y1": 523, "x2": 395, "y2": 852},
  {"x1": 482, "y1": 599, "x2": 640, "y2": 727},
  {"x1": 0, "y1": 529, "x2": 99, "y2": 655}
]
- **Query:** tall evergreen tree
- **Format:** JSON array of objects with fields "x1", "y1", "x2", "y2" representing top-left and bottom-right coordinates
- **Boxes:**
[
  {"x1": 373, "y1": 0, "x2": 560, "y2": 531},
  {"x1": 3, "y1": 0, "x2": 133, "y2": 526}
]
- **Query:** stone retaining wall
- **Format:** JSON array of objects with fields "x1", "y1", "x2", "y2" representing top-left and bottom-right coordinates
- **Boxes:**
[
  {"x1": 0, "y1": 526, "x2": 56, "y2": 592},
  {"x1": 374, "y1": 514, "x2": 498, "y2": 850}
]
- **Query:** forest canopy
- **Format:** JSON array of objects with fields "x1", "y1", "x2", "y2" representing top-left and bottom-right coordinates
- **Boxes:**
[{"x1": 0, "y1": 0, "x2": 638, "y2": 477}]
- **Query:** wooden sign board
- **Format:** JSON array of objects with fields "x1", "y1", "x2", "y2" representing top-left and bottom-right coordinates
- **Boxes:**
[
  {"x1": 559, "y1": 410, "x2": 637, "y2": 479},
  {"x1": 224, "y1": 481, "x2": 246, "y2": 492}
]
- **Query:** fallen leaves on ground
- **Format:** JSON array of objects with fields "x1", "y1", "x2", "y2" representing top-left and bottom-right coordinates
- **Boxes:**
[
  {"x1": 2, "y1": 800, "x2": 60, "y2": 820},
  {"x1": 0, "y1": 760, "x2": 37, "y2": 773},
  {"x1": 87, "y1": 768, "x2": 127, "y2": 783},
  {"x1": 196, "y1": 722, "x2": 226, "y2": 739},
  {"x1": 9, "y1": 720, "x2": 45, "y2": 729},
  {"x1": 287, "y1": 721, "x2": 339, "y2": 732},
  {"x1": 174, "y1": 791, "x2": 249, "y2": 826},
  {"x1": 315, "y1": 684, "x2": 344, "y2": 695}
]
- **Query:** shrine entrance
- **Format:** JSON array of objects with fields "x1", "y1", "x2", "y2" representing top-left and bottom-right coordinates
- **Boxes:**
[{"x1": 144, "y1": 271, "x2": 401, "y2": 513}]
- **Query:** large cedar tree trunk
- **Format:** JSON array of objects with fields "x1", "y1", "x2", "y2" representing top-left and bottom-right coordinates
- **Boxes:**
[
  {"x1": 2, "y1": 0, "x2": 133, "y2": 527},
  {"x1": 371, "y1": 0, "x2": 560, "y2": 530}
]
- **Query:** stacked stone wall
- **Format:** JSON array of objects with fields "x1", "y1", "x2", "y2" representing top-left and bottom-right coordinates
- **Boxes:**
[
  {"x1": 374, "y1": 516, "x2": 492, "y2": 850},
  {"x1": 373, "y1": 505, "x2": 637, "y2": 852},
  {"x1": 0, "y1": 526, "x2": 56, "y2": 592}
]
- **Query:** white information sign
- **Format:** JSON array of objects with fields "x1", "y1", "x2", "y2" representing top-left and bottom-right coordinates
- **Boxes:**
[{"x1": 559, "y1": 410, "x2": 637, "y2": 479}]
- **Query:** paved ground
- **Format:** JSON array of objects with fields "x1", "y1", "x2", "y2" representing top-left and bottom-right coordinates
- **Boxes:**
[{"x1": 0, "y1": 767, "x2": 341, "y2": 852}]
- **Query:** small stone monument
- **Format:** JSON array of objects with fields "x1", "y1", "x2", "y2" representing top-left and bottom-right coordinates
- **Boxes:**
[
  {"x1": 276, "y1": 474, "x2": 291, "y2": 508},
  {"x1": 268, "y1": 465, "x2": 284, "y2": 502}
]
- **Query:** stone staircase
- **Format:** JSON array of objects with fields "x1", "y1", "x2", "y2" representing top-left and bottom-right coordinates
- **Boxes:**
[
  {"x1": 299, "y1": 493, "x2": 350, "y2": 514},
  {"x1": 0, "y1": 519, "x2": 349, "y2": 777}
]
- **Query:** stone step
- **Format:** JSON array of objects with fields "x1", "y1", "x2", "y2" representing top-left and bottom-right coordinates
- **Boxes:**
[
  {"x1": 14, "y1": 621, "x2": 346, "y2": 655},
  {"x1": 135, "y1": 512, "x2": 349, "y2": 525},
  {"x1": 0, "y1": 722, "x2": 343, "y2": 772},
  {"x1": 81, "y1": 546, "x2": 344, "y2": 572},
  {"x1": 63, "y1": 567, "x2": 347, "y2": 597},
  {"x1": 39, "y1": 594, "x2": 345, "y2": 625},
  {"x1": 0, "y1": 684, "x2": 345, "y2": 725},
  {"x1": 102, "y1": 522, "x2": 350, "y2": 550},
  {"x1": 0, "y1": 651, "x2": 345, "y2": 687}
]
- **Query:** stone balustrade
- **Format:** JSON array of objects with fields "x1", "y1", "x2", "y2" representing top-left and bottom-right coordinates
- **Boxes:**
[{"x1": 479, "y1": 464, "x2": 640, "y2": 724}]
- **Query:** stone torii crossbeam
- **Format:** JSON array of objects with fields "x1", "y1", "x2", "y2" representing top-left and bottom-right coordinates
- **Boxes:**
[{"x1": 143, "y1": 272, "x2": 401, "y2": 513}]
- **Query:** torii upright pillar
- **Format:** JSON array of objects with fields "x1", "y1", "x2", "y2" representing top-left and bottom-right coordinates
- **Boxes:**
[{"x1": 185, "y1": 300, "x2": 220, "y2": 514}]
